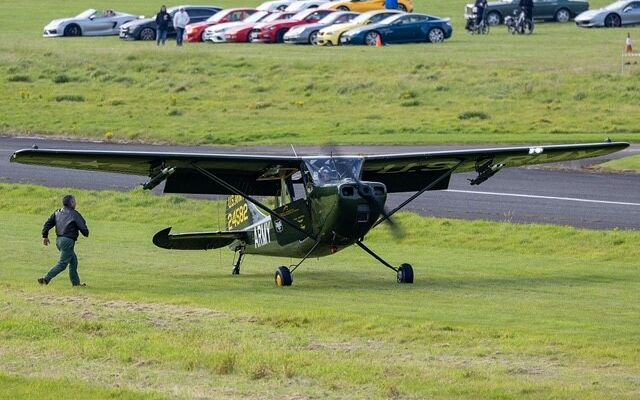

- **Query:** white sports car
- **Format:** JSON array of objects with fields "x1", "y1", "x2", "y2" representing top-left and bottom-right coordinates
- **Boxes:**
[
  {"x1": 257, "y1": 0, "x2": 299, "y2": 12},
  {"x1": 575, "y1": 0, "x2": 640, "y2": 27},
  {"x1": 285, "y1": 0, "x2": 336, "y2": 13},
  {"x1": 43, "y1": 9, "x2": 139, "y2": 37},
  {"x1": 203, "y1": 10, "x2": 271, "y2": 42}
]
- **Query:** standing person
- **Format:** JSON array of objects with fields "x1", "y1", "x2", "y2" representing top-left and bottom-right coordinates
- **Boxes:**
[
  {"x1": 519, "y1": 0, "x2": 533, "y2": 23},
  {"x1": 38, "y1": 195, "x2": 89, "y2": 287},
  {"x1": 173, "y1": 7, "x2": 190, "y2": 46},
  {"x1": 475, "y1": 0, "x2": 488, "y2": 27},
  {"x1": 385, "y1": 0, "x2": 399, "y2": 10},
  {"x1": 626, "y1": 33, "x2": 634, "y2": 53},
  {"x1": 155, "y1": 5, "x2": 171, "y2": 46}
]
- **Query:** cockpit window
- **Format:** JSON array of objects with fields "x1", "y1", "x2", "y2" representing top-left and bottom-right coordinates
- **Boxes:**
[{"x1": 303, "y1": 157, "x2": 364, "y2": 186}]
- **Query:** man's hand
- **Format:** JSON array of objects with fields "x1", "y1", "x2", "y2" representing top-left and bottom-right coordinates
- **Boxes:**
[{"x1": 43, "y1": 238, "x2": 50, "y2": 246}]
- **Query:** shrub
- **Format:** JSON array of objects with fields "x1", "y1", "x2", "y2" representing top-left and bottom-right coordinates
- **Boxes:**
[
  {"x1": 458, "y1": 111, "x2": 490, "y2": 120},
  {"x1": 55, "y1": 94, "x2": 85, "y2": 102},
  {"x1": 52, "y1": 74, "x2": 71, "y2": 84},
  {"x1": 400, "y1": 100, "x2": 420, "y2": 107},
  {"x1": 7, "y1": 75, "x2": 31, "y2": 82}
]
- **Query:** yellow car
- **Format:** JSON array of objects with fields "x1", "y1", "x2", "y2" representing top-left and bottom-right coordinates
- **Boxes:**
[
  {"x1": 321, "y1": 0, "x2": 414, "y2": 13},
  {"x1": 316, "y1": 9, "x2": 403, "y2": 46}
]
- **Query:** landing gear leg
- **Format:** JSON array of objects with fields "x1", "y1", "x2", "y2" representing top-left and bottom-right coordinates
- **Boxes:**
[
  {"x1": 232, "y1": 252, "x2": 244, "y2": 275},
  {"x1": 355, "y1": 240, "x2": 414, "y2": 284}
]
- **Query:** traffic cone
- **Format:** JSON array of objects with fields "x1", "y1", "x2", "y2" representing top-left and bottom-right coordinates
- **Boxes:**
[
  {"x1": 375, "y1": 34, "x2": 383, "y2": 48},
  {"x1": 626, "y1": 33, "x2": 633, "y2": 53}
]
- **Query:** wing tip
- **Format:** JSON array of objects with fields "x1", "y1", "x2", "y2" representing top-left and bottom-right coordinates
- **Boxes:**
[{"x1": 152, "y1": 227, "x2": 173, "y2": 249}]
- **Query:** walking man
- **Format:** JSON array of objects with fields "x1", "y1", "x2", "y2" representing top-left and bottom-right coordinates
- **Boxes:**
[
  {"x1": 173, "y1": 7, "x2": 190, "y2": 46},
  {"x1": 38, "y1": 195, "x2": 89, "y2": 287},
  {"x1": 155, "y1": 5, "x2": 171, "y2": 46}
]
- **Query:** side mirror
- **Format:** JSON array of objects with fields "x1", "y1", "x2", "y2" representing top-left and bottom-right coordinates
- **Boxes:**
[{"x1": 89, "y1": 15, "x2": 95, "y2": 20}]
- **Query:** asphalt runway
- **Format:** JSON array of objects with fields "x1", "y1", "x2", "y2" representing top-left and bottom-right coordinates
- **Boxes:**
[{"x1": 1, "y1": 136, "x2": 639, "y2": 230}]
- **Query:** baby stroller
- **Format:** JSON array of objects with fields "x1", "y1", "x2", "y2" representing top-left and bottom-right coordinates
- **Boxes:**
[{"x1": 465, "y1": 6, "x2": 490, "y2": 35}]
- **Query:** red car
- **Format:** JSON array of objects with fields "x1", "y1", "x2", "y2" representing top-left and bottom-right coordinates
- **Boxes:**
[
  {"x1": 254, "y1": 9, "x2": 334, "y2": 43},
  {"x1": 225, "y1": 12, "x2": 295, "y2": 43},
  {"x1": 185, "y1": 8, "x2": 257, "y2": 42}
]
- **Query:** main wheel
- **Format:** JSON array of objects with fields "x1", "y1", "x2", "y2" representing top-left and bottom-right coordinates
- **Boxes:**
[
  {"x1": 486, "y1": 11, "x2": 502, "y2": 26},
  {"x1": 275, "y1": 266, "x2": 293, "y2": 287},
  {"x1": 139, "y1": 27, "x2": 156, "y2": 40},
  {"x1": 397, "y1": 264, "x2": 414, "y2": 284},
  {"x1": 63, "y1": 24, "x2": 82, "y2": 37},
  {"x1": 604, "y1": 13, "x2": 621, "y2": 28},
  {"x1": 337, "y1": 6, "x2": 350, "y2": 11},
  {"x1": 428, "y1": 28, "x2": 445, "y2": 43},
  {"x1": 365, "y1": 31, "x2": 380, "y2": 46},
  {"x1": 554, "y1": 8, "x2": 571, "y2": 23}
]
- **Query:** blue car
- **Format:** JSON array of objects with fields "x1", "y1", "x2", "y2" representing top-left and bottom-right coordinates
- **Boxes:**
[{"x1": 340, "y1": 13, "x2": 453, "y2": 46}]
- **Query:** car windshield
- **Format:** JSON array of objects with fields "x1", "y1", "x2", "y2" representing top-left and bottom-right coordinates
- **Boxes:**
[
  {"x1": 304, "y1": 157, "x2": 364, "y2": 186},
  {"x1": 75, "y1": 9, "x2": 97, "y2": 19},
  {"x1": 263, "y1": 13, "x2": 289, "y2": 22},
  {"x1": 378, "y1": 14, "x2": 404, "y2": 25},
  {"x1": 352, "y1": 13, "x2": 378, "y2": 24},
  {"x1": 605, "y1": 1, "x2": 629, "y2": 10},
  {"x1": 292, "y1": 10, "x2": 313, "y2": 21},
  {"x1": 244, "y1": 11, "x2": 269, "y2": 23},
  {"x1": 206, "y1": 10, "x2": 231, "y2": 22},
  {"x1": 319, "y1": 12, "x2": 344, "y2": 24}
]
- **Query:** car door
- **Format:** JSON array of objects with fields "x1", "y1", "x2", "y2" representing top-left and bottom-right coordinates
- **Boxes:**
[
  {"x1": 533, "y1": 0, "x2": 556, "y2": 19},
  {"x1": 85, "y1": 11, "x2": 113, "y2": 35},
  {"x1": 621, "y1": 1, "x2": 640, "y2": 25}
]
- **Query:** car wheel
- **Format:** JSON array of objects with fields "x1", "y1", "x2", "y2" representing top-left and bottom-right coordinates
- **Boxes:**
[
  {"x1": 139, "y1": 27, "x2": 156, "y2": 40},
  {"x1": 276, "y1": 29, "x2": 287, "y2": 43},
  {"x1": 337, "y1": 6, "x2": 350, "y2": 11},
  {"x1": 604, "y1": 13, "x2": 621, "y2": 28},
  {"x1": 554, "y1": 8, "x2": 571, "y2": 23},
  {"x1": 249, "y1": 29, "x2": 259, "y2": 43},
  {"x1": 63, "y1": 24, "x2": 81, "y2": 37},
  {"x1": 309, "y1": 30, "x2": 319, "y2": 45},
  {"x1": 428, "y1": 28, "x2": 445, "y2": 43},
  {"x1": 486, "y1": 11, "x2": 501, "y2": 26},
  {"x1": 398, "y1": 4, "x2": 408, "y2": 12},
  {"x1": 365, "y1": 31, "x2": 380, "y2": 46},
  {"x1": 201, "y1": 31, "x2": 207, "y2": 42}
]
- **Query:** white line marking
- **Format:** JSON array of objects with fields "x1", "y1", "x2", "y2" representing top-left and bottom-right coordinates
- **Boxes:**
[{"x1": 446, "y1": 190, "x2": 640, "y2": 207}]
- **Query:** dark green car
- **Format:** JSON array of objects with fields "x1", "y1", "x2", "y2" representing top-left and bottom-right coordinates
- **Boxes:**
[{"x1": 465, "y1": 0, "x2": 590, "y2": 25}]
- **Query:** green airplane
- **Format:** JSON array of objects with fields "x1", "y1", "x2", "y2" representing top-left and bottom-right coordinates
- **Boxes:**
[{"x1": 11, "y1": 141, "x2": 628, "y2": 286}]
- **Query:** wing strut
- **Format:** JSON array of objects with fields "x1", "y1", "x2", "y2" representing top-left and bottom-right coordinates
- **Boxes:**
[
  {"x1": 190, "y1": 162, "x2": 317, "y2": 241},
  {"x1": 372, "y1": 159, "x2": 465, "y2": 229}
]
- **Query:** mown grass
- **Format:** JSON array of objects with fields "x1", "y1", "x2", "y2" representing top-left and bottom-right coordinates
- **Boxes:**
[
  {"x1": 0, "y1": 183, "x2": 638, "y2": 399},
  {"x1": 597, "y1": 154, "x2": 640, "y2": 172},
  {"x1": 1, "y1": 0, "x2": 639, "y2": 145}
]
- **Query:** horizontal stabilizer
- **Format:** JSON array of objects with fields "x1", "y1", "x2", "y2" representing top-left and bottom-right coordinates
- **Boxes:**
[{"x1": 152, "y1": 227, "x2": 248, "y2": 250}]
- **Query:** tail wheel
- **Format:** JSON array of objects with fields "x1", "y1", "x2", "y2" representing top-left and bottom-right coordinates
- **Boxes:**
[
  {"x1": 554, "y1": 8, "x2": 571, "y2": 23},
  {"x1": 604, "y1": 13, "x2": 621, "y2": 28},
  {"x1": 309, "y1": 30, "x2": 319, "y2": 45},
  {"x1": 63, "y1": 24, "x2": 81, "y2": 37},
  {"x1": 397, "y1": 264, "x2": 414, "y2": 284},
  {"x1": 275, "y1": 266, "x2": 293, "y2": 287},
  {"x1": 139, "y1": 27, "x2": 156, "y2": 40},
  {"x1": 486, "y1": 11, "x2": 501, "y2": 26},
  {"x1": 428, "y1": 28, "x2": 445, "y2": 43},
  {"x1": 365, "y1": 31, "x2": 380, "y2": 46},
  {"x1": 337, "y1": 6, "x2": 350, "y2": 11}
]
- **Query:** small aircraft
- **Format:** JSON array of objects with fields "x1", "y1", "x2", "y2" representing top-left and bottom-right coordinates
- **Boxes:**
[{"x1": 11, "y1": 141, "x2": 628, "y2": 286}]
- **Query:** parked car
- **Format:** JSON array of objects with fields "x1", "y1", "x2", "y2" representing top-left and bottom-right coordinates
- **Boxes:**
[
  {"x1": 203, "y1": 11, "x2": 272, "y2": 42},
  {"x1": 43, "y1": 9, "x2": 139, "y2": 37},
  {"x1": 119, "y1": 5, "x2": 221, "y2": 40},
  {"x1": 257, "y1": 0, "x2": 298, "y2": 12},
  {"x1": 464, "y1": 0, "x2": 589, "y2": 25},
  {"x1": 317, "y1": 9, "x2": 402, "y2": 45},
  {"x1": 286, "y1": 0, "x2": 336, "y2": 13},
  {"x1": 575, "y1": 0, "x2": 640, "y2": 27},
  {"x1": 254, "y1": 9, "x2": 334, "y2": 42},
  {"x1": 321, "y1": 0, "x2": 414, "y2": 13},
  {"x1": 284, "y1": 11, "x2": 358, "y2": 44},
  {"x1": 341, "y1": 13, "x2": 452, "y2": 45},
  {"x1": 226, "y1": 12, "x2": 295, "y2": 42},
  {"x1": 186, "y1": 8, "x2": 257, "y2": 42}
]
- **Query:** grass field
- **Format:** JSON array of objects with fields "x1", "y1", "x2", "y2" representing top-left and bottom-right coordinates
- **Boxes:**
[
  {"x1": 597, "y1": 154, "x2": 640, "y2": 172},
  {"x1": 0, "y1": 184, "x2": 639, "y2": 399},
  {"x1": 1, "y1": 0, "x2": 639, "y2": 145}
]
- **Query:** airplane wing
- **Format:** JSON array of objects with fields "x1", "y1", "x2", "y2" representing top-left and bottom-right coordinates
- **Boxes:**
[
  {"x1": 361, "y1": 142, "x2": 629, "y2": 192},
  {"x1": 152, "y1": 227, "x2": 249, "y2": 250}
]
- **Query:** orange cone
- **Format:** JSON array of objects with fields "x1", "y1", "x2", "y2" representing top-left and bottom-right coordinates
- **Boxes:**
[{"x1": 375, "y1": 34, "x2": 383, "y2": 48}]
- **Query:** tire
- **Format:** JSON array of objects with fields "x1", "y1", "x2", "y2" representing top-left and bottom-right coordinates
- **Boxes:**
[
  {"x1": 486, "y1": 11, "x2": 502, "y2": 26},
  {"x1": 397, "y1": 263, "x2": 414, "y2": 284},
  {"x1": 604, "y1": 13, "x2": 621, "y2": 28},
  {"x1": 427, "y1": 28, "x2": 445, "y2": 43},
  {"x1": 139, "y1": 27, "x2": 156, "y2": 41},
  {"x1": 201, "y1": 31, "x2": 207, "y2": 42},
  {"x1": 276, "y1": 29, "x2": 287, "y2": 43},
  {"x1": 63, "y1": 24, "x2": 81, "y2": 37},
  {"x1": 249, "y1": 29, "x2": 259, "y2": 43},
  {"x1": 365, "y1": 31, "x2": 380, "y2": 46},
  {"x1": 398, "y1": 4, "x2": 408, "y2": 12},
  {"x1": 554, "y1": 8, "x2": 571, "y2": 23},
  {"x1": 337, "y1": 6, "x2": 350, "y2": 11},
  {"x1": 275, "y1": 266, "x2": 292, "y2": 287},
  {"x1": 309, "y1": 30, "x2": 319, "y2": 45}
]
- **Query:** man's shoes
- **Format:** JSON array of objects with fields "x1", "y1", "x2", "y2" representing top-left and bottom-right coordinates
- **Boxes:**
[
  {"x1": 37, "y1": 277, "x2": 48, "y2": 285},
  {"x1": 72, "y1": 283, "x2": 87, "y2": 287}
]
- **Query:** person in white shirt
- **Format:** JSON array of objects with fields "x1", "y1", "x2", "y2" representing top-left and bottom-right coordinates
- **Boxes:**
[{"x1": 173, "y1": 7, "x2": 190, "y2": 46}]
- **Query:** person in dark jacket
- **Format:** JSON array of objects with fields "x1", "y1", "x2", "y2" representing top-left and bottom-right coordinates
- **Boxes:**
[
  {"x1": 155, "y1": 5, "x2": 171, "y2": 46},
  {"x1": 519, "y1": 0, "x2": 533, "y2": 22},
  {"x1": 475, "y1": 0, "x2": 488, "y2": 26},
  {"x1": 38, "y1": 195, "x2": 89, "y2": 286}
]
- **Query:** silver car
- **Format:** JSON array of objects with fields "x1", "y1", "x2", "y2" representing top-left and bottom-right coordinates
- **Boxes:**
[
  {"x1": 43, "y1": 9, "x2": 138, "y2": 37},
  {"x1": 284, "y1": 11, "x2": 358, "y2": 44},
  {"x1": 575, "y1": 0, "x2": 640, "y2": 27}
]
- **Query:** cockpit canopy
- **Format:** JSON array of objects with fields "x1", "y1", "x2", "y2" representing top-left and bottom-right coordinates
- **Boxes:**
[{"x1": 303, "y1": 157, "x2": 364, "y2": 186}]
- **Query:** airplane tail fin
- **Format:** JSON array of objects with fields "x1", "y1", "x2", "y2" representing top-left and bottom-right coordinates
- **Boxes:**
[{"x1": 225, "y1": 195, "x2": 266, "y2": 231}]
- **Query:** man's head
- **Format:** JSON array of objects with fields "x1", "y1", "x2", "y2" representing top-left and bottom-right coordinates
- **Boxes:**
[
  {"x1": 62, "y1": 195, "x2": 76, "y2": 209},
  {"x1": 161, "y1": 5, "x2": 166, "y2": 12}
]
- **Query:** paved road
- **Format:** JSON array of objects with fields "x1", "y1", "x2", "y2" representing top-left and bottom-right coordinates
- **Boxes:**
[{"x1": 1, "y1": 136, "x2": 639, "y2": 230}]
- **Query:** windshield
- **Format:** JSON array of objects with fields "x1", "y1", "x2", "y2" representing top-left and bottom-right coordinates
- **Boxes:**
[
  {"x1": 605, "y1": 1, "x2": 628, "y2": 10},
  {"x1": 263, "y1": 13, "x2": 290, "y2": 22},
  {"x1": 75, "y1": 9, "x2": 96, "y2": 19},
  {"x1": 244, "y1": 11, "x2": 269, "y2": 23},
  {"x1": 292, "y1": 10, "x2": 312, "y2": 21},
  {"x1": 378, "y1": 14, "x2": 403, "y2": 25},
  {"x1": 304, "y1": 157, "x2": 364, "y2": 186},
  {"x1": 206, "y1": 10, "x2": 230, "y2": 23},
  {"x1": 320, "y1": 12, "x2": 345, "y2": 24}
]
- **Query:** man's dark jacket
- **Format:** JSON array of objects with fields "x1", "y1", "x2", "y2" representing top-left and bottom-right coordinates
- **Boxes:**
[
  {"x1": 42, "y1": 207, "x2": 89, "y2": 241},
  {"x1": 519, "y1": 0, "x2": 534, "y2": 8},
  {"x1": 155, "y1": 11, "x2": 171, "y2": 30}
]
